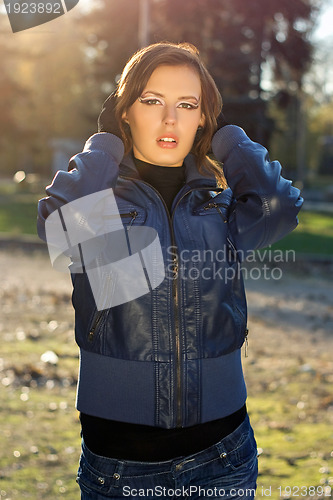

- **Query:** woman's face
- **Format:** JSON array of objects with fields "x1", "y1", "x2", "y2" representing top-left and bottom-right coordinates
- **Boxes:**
[{"x1": 123, "y1": 65, "x2": 205, "y2": 167}]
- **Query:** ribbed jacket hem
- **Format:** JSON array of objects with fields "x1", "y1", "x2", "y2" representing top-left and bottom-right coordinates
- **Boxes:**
[{"x1": 76, "y1": 349, "x2": 247, "y2": 429}]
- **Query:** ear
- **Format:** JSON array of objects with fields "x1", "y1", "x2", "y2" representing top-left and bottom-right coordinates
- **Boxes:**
[
  {"x1": 199, "y1": 113, "x2": 205, "y2": 128},
  {"x1": 122, "y1": 111, "x2": 129, "y2": 124}
]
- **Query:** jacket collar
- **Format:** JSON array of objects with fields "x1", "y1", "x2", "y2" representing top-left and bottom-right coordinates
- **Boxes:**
[{"x1": 119, "y1": 152, "x2": 217, "y2": 189}]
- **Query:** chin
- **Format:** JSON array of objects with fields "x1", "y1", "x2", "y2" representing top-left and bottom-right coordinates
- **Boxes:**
[{"x1": 153, "y1": 152, "x2": 187, "y2": 167}]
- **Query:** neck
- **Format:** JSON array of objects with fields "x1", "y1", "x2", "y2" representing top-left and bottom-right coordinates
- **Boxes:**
[{"x1": 133, "y1": 156, "x2": 183, "y2": 168}]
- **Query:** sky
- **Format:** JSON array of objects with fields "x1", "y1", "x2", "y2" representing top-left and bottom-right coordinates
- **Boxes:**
[{"x1": 313, "y1": 1, "x2": 333, "y2": 40}]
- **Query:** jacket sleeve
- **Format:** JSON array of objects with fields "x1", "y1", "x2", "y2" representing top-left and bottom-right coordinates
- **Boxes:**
[
  {"x1": 37, "y1": 133, "x2": 124, "y2": 242},
  {"x1": 211, "y1": 125, "x2": 303, "y2": 252}
]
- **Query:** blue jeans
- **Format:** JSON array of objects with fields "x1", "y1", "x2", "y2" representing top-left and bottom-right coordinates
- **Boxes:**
[{"x1": 77, "y1": 415, "x2": 258, "y2": 499}]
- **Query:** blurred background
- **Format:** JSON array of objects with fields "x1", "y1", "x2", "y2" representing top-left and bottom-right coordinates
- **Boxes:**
[
  {"x1": 0, "y1": 0, "x2": 332, "y2": 182},
  {"x1": 0, "y1": 1, "x2": 332, "y2": 499},
  {"x1": 0, "y1": 0, "x2": 333, "y2": 245}
]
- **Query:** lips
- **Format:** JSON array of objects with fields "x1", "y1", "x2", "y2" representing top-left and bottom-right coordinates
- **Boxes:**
[{"x1": 156, "y1": 134, "x2": 179, "y2": 149}]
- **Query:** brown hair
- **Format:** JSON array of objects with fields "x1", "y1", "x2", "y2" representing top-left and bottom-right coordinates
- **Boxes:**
[{"x1": 115, "y1": 42, "x2": 226, "y2": 187}]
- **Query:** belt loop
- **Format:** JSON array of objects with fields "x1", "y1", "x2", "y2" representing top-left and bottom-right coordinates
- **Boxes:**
[
  {"x1": 215, "y1": 441, "x2": 229, "y2": 464},
  {"x1": 215, "y1": 438, "x2": 227, "y2": 458},
  {"x1": 112, "y1": 462, "x2": 124, "y2": 489}
]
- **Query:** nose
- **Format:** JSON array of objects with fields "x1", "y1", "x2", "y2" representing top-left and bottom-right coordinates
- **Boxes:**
[{"x1": 163, "y1": 105, "x2": 177, "y2": 125}]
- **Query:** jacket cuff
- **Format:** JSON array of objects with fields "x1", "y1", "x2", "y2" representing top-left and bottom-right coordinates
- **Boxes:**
[
  {"x1": 83, "y1": 133, "x2": 124, "y2": 163},
  {"x1": 212, "y1": 125, "x2": 249, "y2": 162}
]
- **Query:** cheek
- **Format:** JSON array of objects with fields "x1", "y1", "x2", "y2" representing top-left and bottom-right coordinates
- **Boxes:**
[
  {"x1": 130, "y1": 109, "x2": 156, "y2": 135},
  {"x1": 182, "y1": 115, "x2": 202, "y2": 139},
  {"x1": 182, "y1": 111, "x2": 203, "y2": 129},
  {"x1": 127, "y1": 115, "x2": 144, "y2": 140}
]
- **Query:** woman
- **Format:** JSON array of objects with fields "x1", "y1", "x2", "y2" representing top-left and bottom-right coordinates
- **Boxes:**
[{"x1": 38, "y1": 42, "x2": 303, "y2": 499}]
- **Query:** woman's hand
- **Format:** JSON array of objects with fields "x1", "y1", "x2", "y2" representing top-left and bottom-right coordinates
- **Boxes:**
[{"x1": 97, "y1": 92, "x2": 122, "y2": 139}]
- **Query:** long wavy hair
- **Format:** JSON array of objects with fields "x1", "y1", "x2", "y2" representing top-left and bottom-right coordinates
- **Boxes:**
[{"x1": 115, "y1": 42, "x2": 226, "y2": 187}]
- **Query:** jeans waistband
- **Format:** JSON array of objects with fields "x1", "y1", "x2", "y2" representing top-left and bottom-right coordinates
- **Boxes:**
[{"x1": 81, "y1": 414, "x2": 252, "y2": 478}]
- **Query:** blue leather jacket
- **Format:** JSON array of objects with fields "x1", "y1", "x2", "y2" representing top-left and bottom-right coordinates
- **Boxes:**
[{"x1": 37, "y1": 125, "x2": 303, "y2": 429}]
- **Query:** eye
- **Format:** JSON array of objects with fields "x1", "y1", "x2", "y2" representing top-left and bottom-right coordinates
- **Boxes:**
[
  {"x1": 178, "y1": 102, "x2": 199, "y2": 110},
  {"x1": 138, "y1": 97, "x2": 163, "y2": 106}
]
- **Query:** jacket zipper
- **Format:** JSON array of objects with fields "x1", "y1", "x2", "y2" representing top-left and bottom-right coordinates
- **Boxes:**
[
  {"x1": 88, "y1": 310, "x2": 105, "y2": 342},
  {"x1": 172, "y1": 190, "x2": 227, "y2": 425},
  {"x1": 171, "y1": 247, "x2": 181, "y2": 427},
  {"x1": 244, "y1": 328, "x2": 249, "y2": 357},
  {"x1": 120, "y1": 176, "x2": 184, "y2": 426},
  {"x1": 119, "y1": 177, "x2": 220, "y2": 427},
  {"x1": 204, "y1": 202, "x2": 228, "y2": 223},
  {"x1": 104, "y1": 210, "x2": 138, "y2": 224},
  {"x1": 121, "y1": 210, "x2": 138, "y2": 227},
  {"x1": 168, "y1": 188, "x2": 224, "y2": 427},
  {"x1": 87, "y1": 210, "x2": 138, "y2": 343}
]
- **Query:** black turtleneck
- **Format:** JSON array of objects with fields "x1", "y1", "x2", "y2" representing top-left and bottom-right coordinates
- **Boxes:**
[{"x1": 134, "y1": 157, "x2": 186, "y2": 213}]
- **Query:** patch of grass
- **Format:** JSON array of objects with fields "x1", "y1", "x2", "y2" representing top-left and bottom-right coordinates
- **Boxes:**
[
  {"x1": 0, "y1": 193, "x2": 41, "y2": 236},
  {"x1": 0, "y1": 281, "x2": 80, "y2": 499},
  {"x1": 263, "y1": 211, "x2": 333, "y2": 256},
  {"x1": 0, "y1": 385, "x2": 81, "y2": 499},
  {"x1": 252, "y1": 411, "x2": 332, "y2": 498}
]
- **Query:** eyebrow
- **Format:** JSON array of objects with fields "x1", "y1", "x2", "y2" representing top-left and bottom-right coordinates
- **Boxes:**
[{"x1": 141, "y1": 91, "x2": 200, "y2": 102}]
